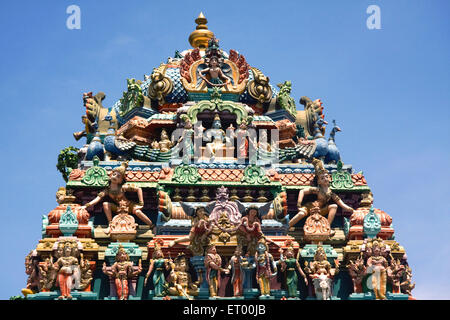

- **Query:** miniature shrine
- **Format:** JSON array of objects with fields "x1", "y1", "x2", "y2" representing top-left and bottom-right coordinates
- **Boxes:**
[{"x1": 21, "y1": 13, "x2": 415, "y2": 300}]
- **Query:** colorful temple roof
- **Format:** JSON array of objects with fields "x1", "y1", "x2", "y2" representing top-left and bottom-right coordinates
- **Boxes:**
[{"x1": 21, "y1": 13, "x2": 415, "y2": 302}]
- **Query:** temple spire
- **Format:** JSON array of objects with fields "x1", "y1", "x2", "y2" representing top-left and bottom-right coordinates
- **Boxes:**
[{"x1": 189, "y1": 12, "x2": 214, "y2": 49}]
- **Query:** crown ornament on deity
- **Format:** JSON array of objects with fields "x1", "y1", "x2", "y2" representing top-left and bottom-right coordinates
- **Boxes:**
[
  {"x1": 312, "y1": 158, "x2": 327, "y2": 176},
  {"x1": 113, "y1": 161, "x2": 129, "y2": 176},
  {"x1": 115, "y1": 245, "x2": 130, "y2": 260}
]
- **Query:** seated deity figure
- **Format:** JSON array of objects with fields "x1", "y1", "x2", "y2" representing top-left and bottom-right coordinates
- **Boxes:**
[
  {"x1": 289, "y1": 158, "x2": 354, "y2": 235},
  {"x1": 204, "y1": 245, "x2": 229, "y2": 298},
  {"x1": 158, "y1": 129, "x2": 174, "y2": 153},
  {"x1": 103, "y1": 246, "x2": 142, "y2": 300},
  {"x1": 169, "y1": 206, "x2": 213, "y2": 256},
  {"x1": 199, "y1": 54, "x2": 231, "y2": 88},
  {"x1": 205, "y1": 114, "x2": 227, "y2": 161},
  {"x1": 255, "y1": 238, "x2": 277, "y2": 297},
  {"x1": 83, "y1": 161, "x2": 154, "y2": 233},
  {"x1": 167, "y1": 254, "x2": 199, "y2": 299}
]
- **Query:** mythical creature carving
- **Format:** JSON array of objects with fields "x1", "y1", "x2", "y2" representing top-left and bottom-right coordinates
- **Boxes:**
[
  {"x1": 148, "y1": 64, "x2": 174, "y2": 105},
  {"x1": 248, "y1": 67, "x2": 272, "y2": 105},
  {"x1": 277, "y1": 81, "x2": 297, "y2": 116}
]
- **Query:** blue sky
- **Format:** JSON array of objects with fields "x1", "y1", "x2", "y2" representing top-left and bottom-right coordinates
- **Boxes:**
[{"x1": 0, "y1": 0, "x2": 449, "y2": 299}]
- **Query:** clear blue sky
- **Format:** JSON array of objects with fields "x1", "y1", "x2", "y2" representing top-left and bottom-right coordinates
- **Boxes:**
[{"x1": 0, "y1": 0, "x2": 449, "y2": 299}]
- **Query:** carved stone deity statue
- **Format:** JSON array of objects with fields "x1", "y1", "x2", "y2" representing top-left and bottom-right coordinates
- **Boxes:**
[
  {"x1": 103, "y1": 246, "x2": 142, "y2": 300},
  {"x1": 157, "y1": 129, "x2": 174, "y2": 153},
  {"x1": 204, "y1": 245, "x2": 229, "y2": 298},
  {"x1": 205, "y1": 114, "x2": 227, "y2": 161},
  {"x1": 290, "y1": 158, "x2": 354, "y2": 236},
  {"x1": 167, "y1": 254, "x2": 199, "y2": 299},
  {"x1": 145, "y1": 242, "x2": 171, "y2": 297},
  {"x1": 227, "y1": 247, "x2": 245, "y2": 297},
  {"x1": 255, "y1": 238, "x2": 277, "y2": 297},
  {"x1": 277, "y1": 246, "x2": 308, "y2": 298},
  {"x1": 169, "y1": 206, "x2": 213, "y2": 256},
  {"x1": 365, "y1": 240, "x2": 389, "y2": 300},
  {"x1": 53, "y1": 241, "x2": 80, "y2": 300},
  {"x1": 305, "y1": 246, "x2": 339, "y2": 300},
  {"x1": 83, "y1": 161, "x2": 154, "y2": 233}
]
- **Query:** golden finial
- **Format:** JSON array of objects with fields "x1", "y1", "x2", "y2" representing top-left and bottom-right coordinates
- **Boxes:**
[{"x1": 189, "y1": 12, "x2": 214, "y2": 49}]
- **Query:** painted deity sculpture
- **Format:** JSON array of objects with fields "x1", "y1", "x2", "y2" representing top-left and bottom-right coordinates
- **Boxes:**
[
  {"x1": 204, "y1": 245, "x2": 229, "y2": 297},
  {"x1": 290, "y1": 158, "x2": 354, "y2": 235},
  {"x1": 278, "y1": 246, "x2": 308, "y2": 298},
  {"x1": 157, "y1": 129, "x2": 174, "y2": 153},
  {"x1": 205, "y1": 114, "x2": 227, "y2": 161},
  {"x1": 365, "y1": 240, "x2": 389, "y2": 300},
  {"x1": 199, "y1": 37, "x2": 231, "y2": 88},
  {"x1": 145, "y1": 243, "x2": 170, "y2": 297},
  {"x1": 103, "y1": 246, "x2": 142, "y2": 300},
  {"x1": 53, "y1": 241, "x2": 82, "y2": 300},
  {"x1": 347, "y1": 257, "x2": 366, "y2": 294},
  {"x1": 83, "y1": 161, "x2": 154, "y2": 233},
  {"x1": 227, "y1": 247, "x2": 245, "y2": 297},
  {"x1": 167, "y1": 254, "x2": 199, "y2": 299},
  {"x1": 237, "y1": 203, "x2": 272, "y2": 256},
  {"x1": 207, "y1": 186, "x2": 243, "y2": 228},
  {"x1": 305, "y1": 246, "x2": 339, "y2": 300},
  {"x1": 22, "y1": 251, "x2": 40, "y2": 296},
  {"x1": 255, "y1": 238, "x2": 277, "y2": 297},
  {"x1": 169, "y1": 206, "x2": 213, "y2": 256},
  {"x1": 178, "y1": 115, "x2": 195, "y2": 164}
]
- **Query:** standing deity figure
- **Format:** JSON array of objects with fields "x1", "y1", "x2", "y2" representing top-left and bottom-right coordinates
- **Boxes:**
[
  {"x1": 255, "y1": 238, "x2": 277, "y2": 297},
  {"x1": 227, "y1": 247, "x2": 245, "y2": 297},
  {"x1": 366, "y1": 240, "x2": 389, "y2": 300},
  {"x1": 205, "y1": 114, "x2": 227, "y2": 161},
  {"x1": 169, "y1": 206, "x2": 213, "y2": 256},
  {"x1": 157, "y1": 129, "x2": 174, "y2": 153},
  {"x1": 103, "y1": 246, "x2": 142, "y2": 300},
  {"x1": 145, "y1": 243, "x2": 170, "y2": 297},
  {"x1": 83, "y1": 161, "x2": 154, "y2": 233},
  {"x1": 178, "y1": 115, "x2": 195, "y2": 164},
  {"x1": 278, "y1": 247, "x2": 308, "y2": 298},
  {"x1": 235, "y1": 121, "x2": 249, "y2": 159},
  {"x1": 53, "y1": 242, "x2": 80, "y2": 300},
  {"x1": 305, "y1": 246, "x2": 339, "y2": 300},
  {"x1": 290, "y1": 158, "x2": 354, "y2": 235},
  {"x1": 204, "y1": 245, "x2": 229, "y2": 298},
  {"x1": 167, "y1": 254, "x2": 199, "y2": 299}
]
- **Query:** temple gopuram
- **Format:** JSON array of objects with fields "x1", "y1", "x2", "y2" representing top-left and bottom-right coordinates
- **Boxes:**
[{"x1": 21, "y1": 13, "x2": 415, "y2": 301}]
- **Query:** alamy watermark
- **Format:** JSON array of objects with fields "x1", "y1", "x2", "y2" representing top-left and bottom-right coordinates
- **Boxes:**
[
  {"x1": 366, "y1": 5, "x2": 381, "y2": 30},
  {"x1": 66, "y1": 5, "x2": 81, "y2": 30}
]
